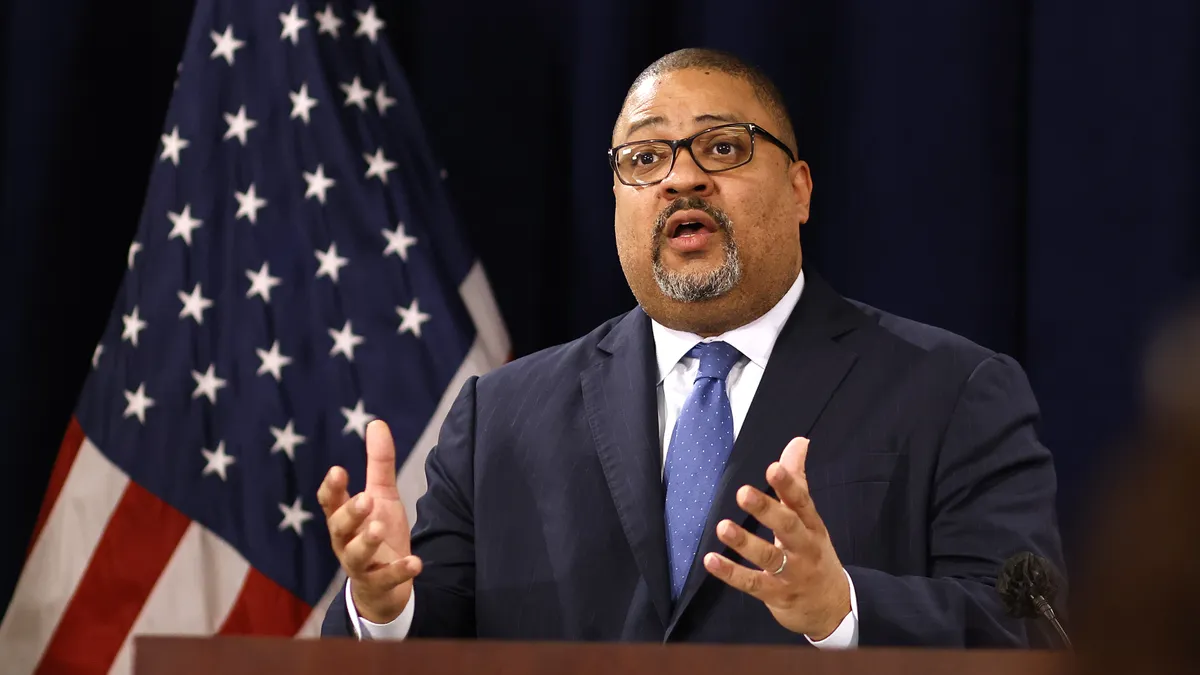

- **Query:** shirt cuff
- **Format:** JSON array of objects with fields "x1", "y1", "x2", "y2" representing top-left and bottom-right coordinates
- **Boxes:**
[
  {"x1": 805, "y1": 568, "x2": 859, "y2": 649},
  {"x1": 345, "y1": 581, "x2": 415, "y2": 640}
]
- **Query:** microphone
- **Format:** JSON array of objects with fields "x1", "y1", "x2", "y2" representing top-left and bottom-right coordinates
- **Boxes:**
[{"x1": 996, "y1": 552, "x2": 1072, "y2": 649}]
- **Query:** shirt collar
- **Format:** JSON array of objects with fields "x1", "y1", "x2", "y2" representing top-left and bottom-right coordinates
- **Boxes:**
[{"x1": 649, "y1": 269, "x2": 806, "y2": 384}]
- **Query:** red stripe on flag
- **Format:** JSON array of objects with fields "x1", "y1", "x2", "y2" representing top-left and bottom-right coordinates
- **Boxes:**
[
  {"x1": 35, "y1": 482, "x2": 191, "y2": 675},
  {"x1": 218, "y1": 568, "x2": 312, "y2": 636},
  {"x1": 27, "y1": 417, "x2": 86, "y2": 558}
]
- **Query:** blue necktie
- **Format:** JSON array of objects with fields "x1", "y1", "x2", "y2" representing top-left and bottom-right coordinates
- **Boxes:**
[{"x1": 663, "y1": 340, "x2": 742, "y2": 600}]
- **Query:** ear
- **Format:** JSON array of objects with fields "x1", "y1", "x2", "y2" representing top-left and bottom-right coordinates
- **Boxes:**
[{"x1": 789, "y1": 160, "x2": 813, "y2": 224}]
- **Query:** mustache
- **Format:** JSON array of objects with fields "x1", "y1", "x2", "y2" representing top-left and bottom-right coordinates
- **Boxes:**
[{"x1": 654, "y1": 197, "x2": 733, "y2": 236}]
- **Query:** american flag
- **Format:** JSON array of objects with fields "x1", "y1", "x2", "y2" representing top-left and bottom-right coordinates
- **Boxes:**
[{"x1": 0, "y1": 1, "x2": 509, "y2": 672}]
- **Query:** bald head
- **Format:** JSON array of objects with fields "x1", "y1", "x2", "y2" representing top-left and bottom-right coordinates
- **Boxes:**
[{"x1": 614, "y1": 48, "x2": 798, "y2": 155}]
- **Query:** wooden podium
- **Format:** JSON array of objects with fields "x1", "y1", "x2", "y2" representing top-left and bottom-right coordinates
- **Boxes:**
[{"x1": 133, "y1": 636, "x2": 1070, "y2": 675}]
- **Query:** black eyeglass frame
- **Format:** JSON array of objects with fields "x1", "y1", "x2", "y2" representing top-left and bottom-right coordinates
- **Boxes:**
[{"x1": 607, "y1": 122, "x2": 797, "y2": 187}]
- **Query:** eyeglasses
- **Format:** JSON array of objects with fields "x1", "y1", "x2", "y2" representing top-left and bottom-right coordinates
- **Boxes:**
[{"x1": 608, "y1": 122, "x2": 796, "y2": 187}]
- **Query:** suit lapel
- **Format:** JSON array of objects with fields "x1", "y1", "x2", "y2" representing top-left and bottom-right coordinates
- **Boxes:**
[
  {"x1": 580, "y1": 309, "x2": 673, "y2": 626},
  {"x1": 666, "y1": 271, "x2": 868, "y2": 634}
]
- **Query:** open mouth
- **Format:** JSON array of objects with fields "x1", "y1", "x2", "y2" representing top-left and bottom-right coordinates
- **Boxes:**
[{"x1": 665, "y1": 210, "x2": 720, "y2": 238}]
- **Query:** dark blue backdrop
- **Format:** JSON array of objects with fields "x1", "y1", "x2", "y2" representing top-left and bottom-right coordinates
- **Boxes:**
[{"x1": 2, "y1": 0, "x2": 1197, "y2": 615}]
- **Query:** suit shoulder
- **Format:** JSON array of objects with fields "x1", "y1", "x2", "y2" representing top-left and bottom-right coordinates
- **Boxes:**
[
  {"x1": 842, "y1": 299, "x2": 1038, "y2": 415},
  {"x1": 846, "y1": 299, "x2": 1001, "y2": 370},
  {"x1": 839, "y1": 299, "x2": 1046, "y2": 427},
  {"x1": 474, "y1": 311, "x2": 631, "y2": 392}
]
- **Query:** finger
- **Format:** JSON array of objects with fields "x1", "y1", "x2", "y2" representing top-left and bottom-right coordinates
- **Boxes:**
[
  {"x1": 702, "y1": 552, "x2": 783, "y2": 600},
  {"x1": 358, "y1": 554, "x2": 423, "y2": 592},
  {"x1": 365, "y1": 420, "x2": 400, "y2": 499},
  {"x1": 317, "y1": 466, "x2": 350, "y2": 520},
  {"x1": 328, "y1": 492, "x2": 373, "y2": 548},
  {"x1": 342, "y1": 520, "x2": 393, "y2": 576},
  {"x1": 736, "y1": 485, "x2": 809, "y2": 549},
  {"x1": 766, "y1": 460, "x2": 824, "y2": 532},
  {"x1": 779, "y1": 436, "x2": 809, "y2": 477},
  {"x1": 715, "y1": 519, "x2": 787, "y2": 575}
]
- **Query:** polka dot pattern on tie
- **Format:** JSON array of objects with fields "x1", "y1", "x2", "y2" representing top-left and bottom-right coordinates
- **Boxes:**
[{"x1": 663, "y1": 340, "x2": 741, "y2": 600}]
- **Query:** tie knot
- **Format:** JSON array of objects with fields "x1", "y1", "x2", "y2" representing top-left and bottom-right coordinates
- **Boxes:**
[{"x1": 688, "y1": 340, "x2": 742, "y2": 381}]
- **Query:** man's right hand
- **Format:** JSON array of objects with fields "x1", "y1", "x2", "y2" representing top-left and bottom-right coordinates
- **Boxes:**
[{"x1": 317, "y1": 419, "x2": 423, "y2": 624}]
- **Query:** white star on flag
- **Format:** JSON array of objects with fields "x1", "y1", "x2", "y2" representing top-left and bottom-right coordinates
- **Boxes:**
[
  {"x1": 223, "y1": 105, "x2": 259, "y2": 146},
  {"x1": 121, "y1": 305, "x2": 147, "y2": 347},
  {"x1": 234, "y1": 183, "x2": 268, "y2": 223},
  {"x1": 329, "y1": 321, "x2": 365, "y2": 361},
  {"x1": 178, "y1": 283, "x2": 214, "y2": 324},
  {"x1": 278, "y1": 497, "x2": 314, "y2": 535},
  {"x1": 315, "y1": 243, "x2": 349, "y2": 283},
  {"x1": 303, "y1": 164, "x2": 336, "y2": 204},
  {"x1": 340, "y1": 76, "x2": 372, "y2": 111},
  {"x1": 279, "y1": 4, "x2": 309, "y2": 44},
  {"x1": 245, "y1": 262, "x2": 282, "y2": 303},
  {"x1": 375, "y1": 84, "x2": 396, "y2": 116},
  {"x1": 191, "y1": 364, "x2": 228, "y2": 404},
  {"x1": 256, "y1": 340, "x2": 293, "y2": 382},
  {"x1": 92, "y1": 344, "x2": 103, "y2": 369},
  {"x1": 289, "y1": 83, "x2": 319, "y2": 124},
  {"x1": 127, "y1": 241, "x2": 142, "y2": 269},
  {"x1": 364, "y1": 148, "x2": 397, "y2": 183},
  {"x1": 396, "y1": 298, "x2": 431, "y2": 338},
  {"x1": 340, "y1": 399, "x2": 375, "y2": 438},
  {"x1": 201, "y1": 442, "x2": 236, "y2": 481},
  {"x1": 122, "y1": 383, "x2": 155, "y2": 424},
  {"x1": 159, "y1": 125, "x2": 189, "y2": 166},
  {"x1": 315, "y1": 3, "x2": 343, "y2": 37},
  {"x1": 382, "y1": 223, "x2": 418, "y2": 261},
  {"x1": 354, "y1": 5, "x2": 386, "y2": 43},
  {"x1": 269, "y1": 421, "x2": 307, "y2": 461},
  {"x1": 167, "y1": 204, "x2": 203, "y2": 246},
  {"x1": 209, "y1": 25, "x2": 245, "y2": 65}
]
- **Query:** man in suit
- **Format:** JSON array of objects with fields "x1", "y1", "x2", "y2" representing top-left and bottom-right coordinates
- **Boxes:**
[{"x1": 317, "y1": 48, "x2": 1064, "y2": 647}]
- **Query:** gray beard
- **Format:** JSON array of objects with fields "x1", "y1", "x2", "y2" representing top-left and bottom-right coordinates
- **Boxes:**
[{"x1": 651, "y1": 230, "x2": 742, "y2": 303}]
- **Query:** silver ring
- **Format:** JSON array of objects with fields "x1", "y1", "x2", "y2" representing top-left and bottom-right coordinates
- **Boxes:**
[{"x1": 772, "y1": 551, "x2": 787, "y2": 576}]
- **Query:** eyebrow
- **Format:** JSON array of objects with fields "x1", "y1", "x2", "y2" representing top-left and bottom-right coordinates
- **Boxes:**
[{"x1": 623, "y1": 112, "x2": 740, "y2": 140}]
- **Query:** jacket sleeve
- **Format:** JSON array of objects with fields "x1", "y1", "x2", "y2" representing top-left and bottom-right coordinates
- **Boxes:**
[
  {"x1": 406, "y1": 376, "x2": 480, "y2": 638},
  {"x1": 848, "y1": 354, "x2": 1066, "y2": 647},
  {"x1": 320, "y1": 579, "x2": 356, "y2": 637}
]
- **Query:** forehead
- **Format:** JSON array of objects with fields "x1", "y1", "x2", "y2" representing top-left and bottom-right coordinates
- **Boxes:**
[{"x1": 617, "y1": 68, "x2": 770, "y2": 142}]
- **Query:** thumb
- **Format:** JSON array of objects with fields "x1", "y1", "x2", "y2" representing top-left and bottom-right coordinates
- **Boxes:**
[
  {"x1": 365, "y1": 420, "x2": 399, "y2": 497},
  {"x1": 779, "y1": 436, "x2": 810, "y2": 478}
]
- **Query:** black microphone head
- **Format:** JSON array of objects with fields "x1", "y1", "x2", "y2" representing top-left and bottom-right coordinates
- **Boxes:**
[{"x1": 997, "y1": 552, "x2": 1061, "y2": 618}]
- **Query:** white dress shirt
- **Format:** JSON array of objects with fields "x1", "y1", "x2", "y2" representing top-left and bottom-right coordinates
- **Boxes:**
[{"x1": 349, "y1": 268, "x2": 859, "y2": 648}]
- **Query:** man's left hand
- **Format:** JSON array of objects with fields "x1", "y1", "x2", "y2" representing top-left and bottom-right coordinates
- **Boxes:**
[{"x1": 703, "y1": 436, "x2": 851, "y2": 641}]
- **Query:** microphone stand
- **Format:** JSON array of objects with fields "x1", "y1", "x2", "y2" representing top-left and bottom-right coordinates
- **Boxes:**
[{"x1": 1032, "y1": 593, "x2": 1072, "y2": 649}]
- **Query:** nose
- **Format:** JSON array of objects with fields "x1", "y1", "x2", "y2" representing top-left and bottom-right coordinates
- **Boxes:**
[{"x1": 656, "y1": 147, "x2": 714, "y2": 199}]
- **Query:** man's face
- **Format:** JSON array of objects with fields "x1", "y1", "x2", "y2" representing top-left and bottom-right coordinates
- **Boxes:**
[{"x1": 612, "y1": 68, "x2": 812, "y2": 335}]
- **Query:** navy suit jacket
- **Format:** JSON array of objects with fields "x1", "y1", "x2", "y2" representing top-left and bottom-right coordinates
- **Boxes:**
[{"x1": 323, "y1": 269, "x2": 1064, "y2": 646}]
